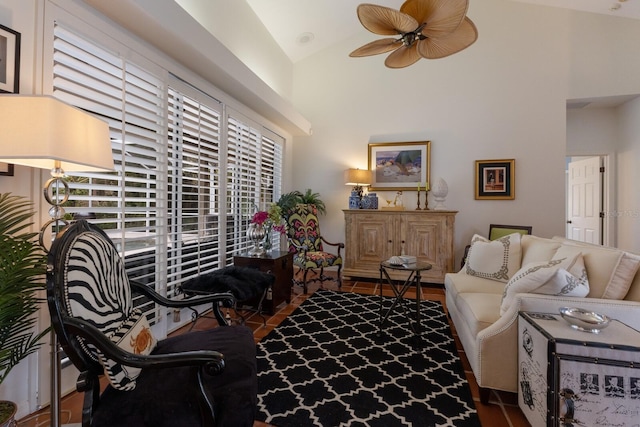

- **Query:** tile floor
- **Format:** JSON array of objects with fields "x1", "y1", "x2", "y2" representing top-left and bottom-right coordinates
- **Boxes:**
[{"x1": 18, "y1": 276, "x2": 531, "y2": 427}]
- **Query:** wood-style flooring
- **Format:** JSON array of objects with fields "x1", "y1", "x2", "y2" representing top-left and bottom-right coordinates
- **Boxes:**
[{"x1": 18, "y1": 275, "x2": 531, "y2": 427}]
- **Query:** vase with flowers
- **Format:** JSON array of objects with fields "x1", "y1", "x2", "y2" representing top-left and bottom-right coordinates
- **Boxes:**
[{"x1": 247, "y1": 203, "x2": 287, "y2": 256}]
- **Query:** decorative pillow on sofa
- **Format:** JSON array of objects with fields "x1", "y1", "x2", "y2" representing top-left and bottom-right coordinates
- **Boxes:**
[
  {"x1": 465, "y1": 233, "x2": 522, "y2": 283},
  {"x1": 552, "y1": 237, "x2": 640, "y2": 300},
  {"x1": 500, "y1": 253, "x2": 590, "y2": 315},
  {"x1": 98, "y1": 309, "x2": 158, "y2": 391}
]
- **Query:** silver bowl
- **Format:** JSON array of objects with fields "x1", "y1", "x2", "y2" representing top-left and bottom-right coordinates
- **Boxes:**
[{"x1": 559, "y1": 307, "x2": 611, "y2": 334}]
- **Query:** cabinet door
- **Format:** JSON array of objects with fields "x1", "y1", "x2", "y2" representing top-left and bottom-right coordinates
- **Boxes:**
[
  {"x1": 401, "y1": 213, "x2": 454, "y2": 280},
  {"x1": 402, "y1": 215, "x2": 439, "y2": 262},
  {"x1": 346, "y1": 213, "x2": 398, "y2": 271}
]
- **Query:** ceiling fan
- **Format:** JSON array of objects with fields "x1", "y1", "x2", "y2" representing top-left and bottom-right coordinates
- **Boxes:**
[{"x1": 349, "y1": 0, "x2": 478, "y2": 68}]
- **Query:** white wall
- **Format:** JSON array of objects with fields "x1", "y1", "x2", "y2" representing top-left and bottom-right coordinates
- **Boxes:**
[
  {"x1": 566, "y1": 102, "x2": 640, "y2": 252},
  {"x1": 288, "y1": 0, "x2": 640, "y2": 262},
  {"x1": 291, "y1": 0, "x2": 573, "y2": 262},
  {"x1": 617, "y1": 98, "x2": 640, "y2": 251},
  {"x1": 174, "y1": 0, "x2": 293, "y2": 101}
]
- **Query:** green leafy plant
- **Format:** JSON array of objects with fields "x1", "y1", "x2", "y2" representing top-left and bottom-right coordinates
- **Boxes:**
[
  {"x1": 299, "y1": 189, "x2": 326, "y2": 215},
  {"x1": 276, "y1": 189, "x2": 326, "y2": 217},
  {"x1": 276, "y1": 191, "x2": 303, "y2": 216},
  {"x1": 0, "y1": 193, "x2": 48, "y2": 387}
]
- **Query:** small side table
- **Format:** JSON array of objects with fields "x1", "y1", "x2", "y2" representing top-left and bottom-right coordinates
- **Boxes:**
[
  {"x1": 234, "y1": 251, "x2": 293, "y2": 315},
  {"x1": 378, "y1": 261, "x2": 432, "y2": 344}
]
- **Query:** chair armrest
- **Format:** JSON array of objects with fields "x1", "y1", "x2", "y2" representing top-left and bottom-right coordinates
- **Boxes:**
[
  {"x1": 131, "y1": 280, "x2": 235, "y2": 308},
  {"x1": 131, "y1": 280, "x2": 233, "y2": 326},
  {"x1": 61, "y1": 316, "x2": 225, "y2": 375},
  {"x1": 320, "y1": 237, "x2": 344, "y2": 257}
]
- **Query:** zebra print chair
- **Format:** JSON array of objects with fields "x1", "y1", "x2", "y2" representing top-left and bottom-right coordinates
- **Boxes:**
[{"x1": 46, "y1": 220, "x2": 257, "y2": 426}]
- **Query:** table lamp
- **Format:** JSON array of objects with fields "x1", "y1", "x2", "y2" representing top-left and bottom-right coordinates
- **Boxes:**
[
  {"x1": 344, "y1": 168, "x2": 372, "y2": 209},
  {"x1": 0, "y1": 94, "x2": 113, "y2": 427}
]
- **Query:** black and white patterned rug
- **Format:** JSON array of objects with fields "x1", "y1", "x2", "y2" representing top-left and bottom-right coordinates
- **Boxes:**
[{"x1": 256, "y1": 290, "x2": 480, "y2": 426}]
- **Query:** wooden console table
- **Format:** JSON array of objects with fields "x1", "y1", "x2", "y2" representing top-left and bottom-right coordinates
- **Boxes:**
[{"x1": 342, "y1": 210, "x2": 457, "y2": 284}]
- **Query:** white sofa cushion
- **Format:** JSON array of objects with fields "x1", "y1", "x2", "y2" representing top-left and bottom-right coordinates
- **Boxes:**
[
  {"x1": 465, "y1": 233, "x2": 522, "y2": 283},
  {"x1": 552, "y1": 238, "x2": 640, "y2": 299},
  {"x1": 520, "y1": 235, "x2": 562, "y2": 265},
  {"x1": 500, "y1": 253, "x2": 589, "y2": 315},
  {"x1": 444, "y1": 272, "x2": 506, "y2": 300}
]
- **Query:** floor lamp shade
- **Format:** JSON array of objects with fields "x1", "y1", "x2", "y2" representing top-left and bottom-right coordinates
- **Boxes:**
[
  {"x1": 0, "y1": 95, "x2": 113, "y2": 172},
  {"x1": 0, "y1": 95, "x2": 112, "y2": 427}
]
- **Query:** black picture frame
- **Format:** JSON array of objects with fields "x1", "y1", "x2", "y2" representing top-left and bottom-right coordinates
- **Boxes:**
[
  {"x1": 0, "y1": 162, "x2": 14, "y2": 176},
  {"x1": 475, "y1": 159, "x2": 515, "y2": 200},
  {"x1": 0, "y1": 23, "x2": 21, "y2": 94}
]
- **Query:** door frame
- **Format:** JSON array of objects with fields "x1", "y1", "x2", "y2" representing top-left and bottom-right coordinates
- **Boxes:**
[{"x1": 565, "y1": 155, "x2": 613, "y2": 247}]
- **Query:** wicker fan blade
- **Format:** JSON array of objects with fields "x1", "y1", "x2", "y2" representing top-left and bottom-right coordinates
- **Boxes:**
[
  {"x1": 404, "y1": 0, "x2": 469, "y2": 38},
  {"x1": 418, "y1": 17, "x2": 478, "y2": 59},
  {"x1": 384, "y1": 44, "x2": 421, "y2": 68},
  {"x1": 357, "y1": 3, "x2": 418, "y2": 35},
  {"x1": 349, "y1": 38, "x2": 401, "y2": 57}
]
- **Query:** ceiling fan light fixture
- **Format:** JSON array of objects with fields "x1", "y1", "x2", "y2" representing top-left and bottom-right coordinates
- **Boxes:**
[{"x1": 350, "y1": 0, "x2": 478, "y2": 68}]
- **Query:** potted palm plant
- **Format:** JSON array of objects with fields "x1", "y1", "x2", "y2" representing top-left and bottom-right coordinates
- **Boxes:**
[
  {"x1": 0, "y1": 193, "x2": 48, "y2": 426},
  {"x1": 276, "y1": 189, "x2": 326, "y2": 218}
]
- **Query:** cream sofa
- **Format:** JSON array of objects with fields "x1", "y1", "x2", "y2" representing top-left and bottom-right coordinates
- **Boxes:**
[{"x1": 444, "y1": 234, "x2": 640, "y2": 403}]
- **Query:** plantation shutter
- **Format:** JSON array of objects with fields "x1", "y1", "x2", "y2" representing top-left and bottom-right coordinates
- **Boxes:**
[
  {"x1": 226, "y1": 114, "x2": 284, "y2": 260},
  {"x1": 166, "y1": 84, "x2": 223, "y2": 296},
  {"x1": 52, "y1": 23, "x2": 166, "y2": 322},
  {"x1": 51, "y1": 23, "x2": 286, "y2": 325}
]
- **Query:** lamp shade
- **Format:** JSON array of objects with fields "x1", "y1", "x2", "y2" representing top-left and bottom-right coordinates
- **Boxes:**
[
  {"x1": 344, "y1": 168, "x2": 372, "y2": 186},
  {"x1": 0, "y1": 95, "x2": 113, "y2": 172}
]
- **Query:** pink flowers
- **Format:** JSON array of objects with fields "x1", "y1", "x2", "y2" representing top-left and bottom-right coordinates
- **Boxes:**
[
  {"x1": 250, "y1": 203, "x2": 287, "y2": 235},
  {"x1": 251, "y1": 210, "x2": 269, "y2": 225}
]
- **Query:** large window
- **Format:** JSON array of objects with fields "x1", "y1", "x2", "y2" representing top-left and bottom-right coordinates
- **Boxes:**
[{"x1": 52, "y1": 23, "x2": 284, "y2": 327}]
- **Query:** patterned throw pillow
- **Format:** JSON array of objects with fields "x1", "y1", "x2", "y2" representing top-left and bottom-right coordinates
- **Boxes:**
[
  {"x1": 500, "y1": 253, "x2": 590, "y2": 314},
  {"x1": 465, "y1": 233, "x2": 522, "y2": 283},
  {"x1": 98, "y1": 309, "x2": 158, "y2": 391}
]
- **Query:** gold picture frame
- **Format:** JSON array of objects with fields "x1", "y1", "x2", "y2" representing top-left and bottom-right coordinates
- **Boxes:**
[
  {"x1": 475, "y1": 159, "x2": 515, "y2": 200},
  {"x1": 368, "y1": 141, "x2": 431, "y2": 191}
]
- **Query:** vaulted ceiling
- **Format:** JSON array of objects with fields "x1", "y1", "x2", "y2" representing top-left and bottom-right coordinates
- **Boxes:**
[{"x1": 242, "y1": 0, "x2": 640, "y2": 63}]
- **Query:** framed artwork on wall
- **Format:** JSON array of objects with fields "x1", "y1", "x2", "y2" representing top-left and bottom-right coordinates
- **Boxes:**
[
  {"x1": 0, "y1": 162, "x2": 14, "y2": 176},
  {"x1": 475, "y1": 159, "x2": 515, "y2": 200},
  {"x1": 368, "y1": 141, "x2": 431, "y2": 191},
  {"x1": 0, "y1": 23, "x2": 21, "y2": 94}
]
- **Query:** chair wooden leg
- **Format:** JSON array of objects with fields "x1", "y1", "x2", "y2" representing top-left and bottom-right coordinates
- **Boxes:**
[
  {"x1": 479, "y1": 387, "x2": 491, "y2": 404},
  {"x1": 303, "y1": 269, "x2": 309, "y2": 294}
]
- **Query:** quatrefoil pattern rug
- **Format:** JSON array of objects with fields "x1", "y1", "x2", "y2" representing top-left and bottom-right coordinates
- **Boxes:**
[{"x1": 256, "y1": 290, "x2": 480, "y2": 426}]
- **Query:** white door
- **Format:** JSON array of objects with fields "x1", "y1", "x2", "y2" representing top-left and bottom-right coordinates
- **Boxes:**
[{"x1": 566, "y1": 157, "x2": 602, "y2": 244}]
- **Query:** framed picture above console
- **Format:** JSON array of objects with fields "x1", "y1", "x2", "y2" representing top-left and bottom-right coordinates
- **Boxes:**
[{"x1": 368, "y1": 141, "x2": 431, "y2": 191}]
